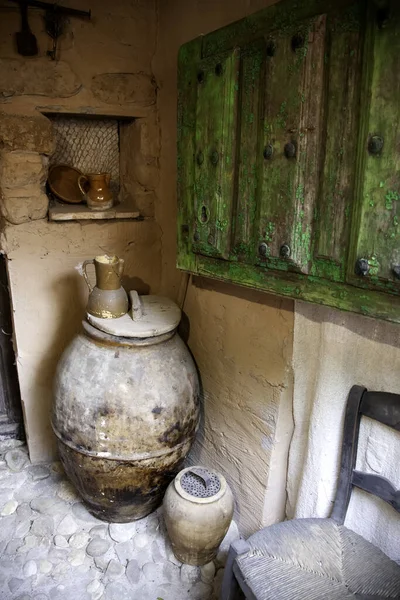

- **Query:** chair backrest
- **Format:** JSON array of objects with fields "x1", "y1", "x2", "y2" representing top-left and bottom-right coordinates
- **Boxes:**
[{"x1": 331, "y1": 385, "x2": 400, "y2": 525}]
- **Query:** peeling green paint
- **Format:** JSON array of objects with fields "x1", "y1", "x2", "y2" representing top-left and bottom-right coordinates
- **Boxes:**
[
  {"x1": 385, "y1": 190, "x2": 400, "y2": 210},
  {"x1": 276, "y1": 101, "x2": 288, "y2": 129},
  {"x1": 296, "y1": 184, "x2": 305, "y2": 205},
  {"x1": 288, "y1": 41, "x2": 309, "y2": 75},
  {"x1": 178, "y1": 0, "x2": 400, "y2": 325},
  {"x1": 263, "y1": 221, "x2": 275, "y2": 242},
  {"x1": 368, "y1": 254, "x2": 380, "y2": 277},
  {"x1": 216, "y1": 219, "x2": 228, "y2": 231}
]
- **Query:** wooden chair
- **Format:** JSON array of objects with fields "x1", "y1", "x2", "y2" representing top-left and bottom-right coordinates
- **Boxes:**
[{"x1": 221, "y1": 385, "x2": 400, "y2": 600}]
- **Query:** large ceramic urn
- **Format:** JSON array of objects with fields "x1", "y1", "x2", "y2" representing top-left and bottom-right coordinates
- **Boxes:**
[{"x1": 52, "y1": 295, "x2": 200, "y2": 522}]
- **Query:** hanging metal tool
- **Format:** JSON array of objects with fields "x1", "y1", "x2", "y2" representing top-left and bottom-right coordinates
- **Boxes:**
[
  {"x1": 8, "y1": 0, "x2": 91, "y2": 60},
  {"x1": 15, "y1": 0, "x2": 38, "y2": 56},
  {"x1": 43, "y1": 4, "x2": 65, "y2": 60}
]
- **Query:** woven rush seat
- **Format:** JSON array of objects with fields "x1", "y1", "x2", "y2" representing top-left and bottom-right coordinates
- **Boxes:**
[
  {"x1": 235, "y1": 518, "x2": 400, "y2": 600},
  {"x1": 221, "y1": 386, "x2": 400, "y2": 600}
]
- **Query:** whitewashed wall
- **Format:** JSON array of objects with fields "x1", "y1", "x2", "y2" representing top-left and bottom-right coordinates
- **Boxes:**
[{"x1": 287, "y1": 301, "x2": 400, "y2": 563}]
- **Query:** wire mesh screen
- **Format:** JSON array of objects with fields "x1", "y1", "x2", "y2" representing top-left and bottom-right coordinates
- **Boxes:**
[{"x1": 48, "y1": 116, "x2": 120, "y2": 195}]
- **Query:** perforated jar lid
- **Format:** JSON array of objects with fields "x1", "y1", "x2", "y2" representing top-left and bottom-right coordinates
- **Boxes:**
[{"x1": 174, "y1": 466, "x2": 227, "y2": 504}]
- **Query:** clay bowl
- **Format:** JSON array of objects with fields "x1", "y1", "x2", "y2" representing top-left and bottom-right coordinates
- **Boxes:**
[{"x1": 48, "y1": 164, "x2": 86, "y2": 204}]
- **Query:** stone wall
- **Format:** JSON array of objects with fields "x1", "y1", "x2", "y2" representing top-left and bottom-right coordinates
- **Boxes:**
[
  {"x1": 0, "y1": 1, "x2": 156, "y2": 117},
  {"x1": 0, "y1": 114, "x2": 52, "y2": 224},
  {"x1": 0, "y1": 0, "x2": 160, "y2": 461},
  {"x1": 153, "y1": 0, "x2": 294, "y2": 536}
]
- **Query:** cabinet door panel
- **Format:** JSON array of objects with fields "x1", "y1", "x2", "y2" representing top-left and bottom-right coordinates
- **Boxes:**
[
  {"x1": 231, "y1": 41, "x2": 265, "y2": 263},
  {"x1": 348, "y1": 5, "x2": 400, "y2": 292},
  {"x1": 192, "y1": 49, "x2": 240, "y2": 260},
  {"x1": 177, "y1": 38, "x2": 202, "y2": 272},
  {"x1": 312, "y1": 6, "x2": 363, "y2": 281},
  {"x1": 256, "y1": 16, "x2": 326, "y2": 274}
]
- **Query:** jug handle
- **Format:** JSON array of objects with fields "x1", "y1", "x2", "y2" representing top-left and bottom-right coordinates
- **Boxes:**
[
  {"x1": 118, "y1": 258, "x2": 124, "y2": 278},
  {"x1": 130, "y1": 290, "x2": 143, "y2": 320},
  {"x1": 82, "y1": 259, "x2": 94, "y2": 293},
  {"x1": 78, "y1": 175, "x2": 89, "y2": 199}
]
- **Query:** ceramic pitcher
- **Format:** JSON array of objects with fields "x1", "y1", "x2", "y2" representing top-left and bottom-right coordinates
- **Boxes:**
[
  {"x1": 82, "y1": 254, "x2": 128, "y2": 318},
  {"x1": 78, "y1": 173, "x2": 113, "y2": 211}
]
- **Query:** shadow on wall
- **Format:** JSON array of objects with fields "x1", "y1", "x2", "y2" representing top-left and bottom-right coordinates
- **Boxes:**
[
  {"x1": 176, "y1": 273, "x2": 294, "y2": 535},
  {"x1": 182, "y1": 323, "x2": 210, "y2": 499},
  {"x1": 179, "y1": 306, "x2": 206, "y2": 473},
  {"x1": 31, "y1": 272, "x2": 85, "y2": 453},
  {"x1": 295, "y1": 300, "x2": 400, "y2": 350},
  {"x1": 121, "y1": 275, "x2": 150, "y2": 295},
  {"x1": 191, "y1": 275, "x2": 292, "y2": 311}
]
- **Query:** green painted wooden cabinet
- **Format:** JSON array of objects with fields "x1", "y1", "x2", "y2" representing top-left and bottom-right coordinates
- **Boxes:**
[{"x1": 177, "y1": 0, "x2": 400, "y2": 323}]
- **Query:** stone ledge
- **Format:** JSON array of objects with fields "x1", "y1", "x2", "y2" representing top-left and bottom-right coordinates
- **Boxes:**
[{"x1": 48, "y1": 201, "x2": 141, "y2": 221}]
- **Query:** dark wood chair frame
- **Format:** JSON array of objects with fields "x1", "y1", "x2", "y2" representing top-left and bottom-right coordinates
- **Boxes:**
[{"x1": 221, "y1": 385, "x2": 400, "y2": 600}]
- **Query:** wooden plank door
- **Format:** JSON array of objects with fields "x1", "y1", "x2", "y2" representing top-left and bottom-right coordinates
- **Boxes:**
[
  {"x1": 233, "y1": 3, "x2": 364, "y2": 281},
  {"x1": 231, "y1": 15, "x2": 328, "y2": 275},
  {"x1": 311, "y1": 3, "x2": 364, "y2": 282},
  {"x1": 348, "y1": 3, "x2": 400, "y2": 295},
  {"x1": 192, "y1": 49, "x2": 240, "y2": 260},
  {"x1": 256, "y1": 16, "x2": 326, "y2": 275}
]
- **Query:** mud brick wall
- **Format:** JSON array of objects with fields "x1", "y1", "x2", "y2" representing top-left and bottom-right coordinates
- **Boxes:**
[{"x1": 0, "y1": 0, "x2": 161, "y2": 461}]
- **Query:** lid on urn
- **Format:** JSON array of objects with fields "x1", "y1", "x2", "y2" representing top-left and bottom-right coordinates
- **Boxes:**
[
  {"x1": 174, "y1": 466, "x2": 227, "y2": 504},
  {"x1": 87, "y1": 294, "x2": 181, "y2": 338}
]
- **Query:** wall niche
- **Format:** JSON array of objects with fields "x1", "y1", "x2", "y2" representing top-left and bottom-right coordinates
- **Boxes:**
[{"x1": 45, "y1": 113, "x2": 155, "y2": 222}]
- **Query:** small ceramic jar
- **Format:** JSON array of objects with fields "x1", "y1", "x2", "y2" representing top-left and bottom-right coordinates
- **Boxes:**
[{"x1": 163, "y1": 466, "x2": 234, "y2": 565}]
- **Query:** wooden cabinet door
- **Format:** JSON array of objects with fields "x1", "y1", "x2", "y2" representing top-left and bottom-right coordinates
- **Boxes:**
[
  {"x1": 178, "y1": 1, "x2": 364, "y2": 279},
  {"x1": 177, "y1": 0, "x2": 400, "y2": 324},
  {"x1": 255, "y1": 16, "x2": 325, "y2": 275},
  {"x1": 232, "y1": 17, "x2": 326, "y2": 275},
  {"x1": 348, "y1": 3, "x2": 400, "y2": 294},
  {"x1": 191, "y1": 48, "x2": 240, "y2": 260},
  {"x1": 311, "y1": 4, "x2": 364, "y2": 282},
  {"x1": 232, "y1": 3, "x2": 364, "y2": 279}
]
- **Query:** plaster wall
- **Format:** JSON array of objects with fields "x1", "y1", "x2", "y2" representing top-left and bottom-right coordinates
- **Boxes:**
[
  {"x1": 0, "y1": 0, "x2": 157, "y2": 118},
  {"x1": 0, "y1": 0, "x2": 160, "y2": 462},
  {"x1": 1, "y1": 220, "x2": 161, "y2": 461},
  {"x1": 154, "y1": 0, "x2": 294, "y2": 536},
  {"x1": 288, "y1": 302, "x2": 400, "y2": 562}
]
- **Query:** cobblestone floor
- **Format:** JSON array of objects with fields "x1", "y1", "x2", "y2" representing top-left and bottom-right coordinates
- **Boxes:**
[{"x1": 0, "y1": 440, "x2": 239, "y2": 600}]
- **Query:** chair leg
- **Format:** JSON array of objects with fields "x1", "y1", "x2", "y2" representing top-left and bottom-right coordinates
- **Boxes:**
[{"x1": 221, "y1": 538, "x2": 251, "y2": 600}]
